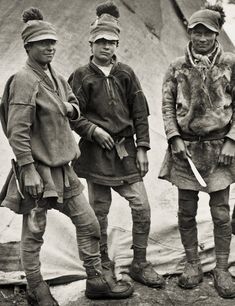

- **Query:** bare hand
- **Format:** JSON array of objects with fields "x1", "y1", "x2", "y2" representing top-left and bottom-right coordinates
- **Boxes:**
[
  {"x1": 93, "y1": 127, "x2": 114, "y2": 150},
  {"x1": 21, "y1": 163, "x2": 43, "y2": 198},
  {"x1": 136, "y1": 147, "x2": 149, "y2": 177},
  {"x1": 171, "y1": 136, "x2": 187, "y2": 160},
  {"x1": 64, "y1": 102, "x2": 75, "y2": 118},
  {"x1": 218, "y1": 138, "x2": 235, "y2": 165}
]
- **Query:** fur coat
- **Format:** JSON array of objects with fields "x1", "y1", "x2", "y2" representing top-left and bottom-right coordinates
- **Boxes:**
[{"x1": 159, "y1": 42, "x2": 235, "y2": 192}]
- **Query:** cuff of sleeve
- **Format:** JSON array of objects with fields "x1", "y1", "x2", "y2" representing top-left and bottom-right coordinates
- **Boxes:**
[
  {"x1": 167, "y1": 131, "x2": 181, "y2": 142},
  {"x1": 69, "y1": 104, "x2": 80, "y2": 120},
  {"x1": 87, "y1": 124, "x2": 98, "y2": 142},
  {"x1": 136, "y1": 141, "x2": 150, "y2": 150},
  {"x1": 16, "y1": 152, "x2": 34, "y2": 167}
]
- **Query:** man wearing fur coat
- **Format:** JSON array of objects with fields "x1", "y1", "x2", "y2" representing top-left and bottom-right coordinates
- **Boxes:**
[{"x1": 159, "y1": 3, "x2": 235, "y2": 299}]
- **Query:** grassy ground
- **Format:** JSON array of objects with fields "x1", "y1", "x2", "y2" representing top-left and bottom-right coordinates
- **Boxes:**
[{"x1": 1, "y1": 273, "x2": 235, "y2": 306}]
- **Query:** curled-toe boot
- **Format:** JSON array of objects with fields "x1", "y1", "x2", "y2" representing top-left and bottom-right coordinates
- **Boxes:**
[
  {"x1": 130, "y1": 261, "x2": 165, "y2": 288},
  {"x1": 85, "y1": 268, "x2": 133, "y2": 299},
  {"x1": 178, "y1": 261, "x2": 203, "y2": 289},
  {"x1": 213, "y1": 268, "x2": 235, "y2": 299}
]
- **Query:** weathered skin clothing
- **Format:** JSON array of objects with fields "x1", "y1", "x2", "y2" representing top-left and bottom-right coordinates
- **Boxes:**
[
  {"x1": 68, "y1": 57, "x2": 150, "y2": 186},
  {"x1": 1, "y1": 58, "x2": 83, "y2": 213},
  {"x1": 159, "y1": 43, "x2": 235, "y2": 192}
]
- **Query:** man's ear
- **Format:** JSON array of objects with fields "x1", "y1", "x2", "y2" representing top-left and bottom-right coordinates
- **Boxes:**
[
  {"x1": 24, "y1": 43, "x2": 31, "y2": 53},
  {"x1": 187, "y1": 28, "x2": 192, "y2": 40},
  {"x1": 90, "y1": 42, "x2": 93, "y2": 53}
]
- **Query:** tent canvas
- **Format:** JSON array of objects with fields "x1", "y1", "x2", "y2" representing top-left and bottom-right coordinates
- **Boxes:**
[{"x1": 0, "y1": 0, "x2": 235, "y2": 288}]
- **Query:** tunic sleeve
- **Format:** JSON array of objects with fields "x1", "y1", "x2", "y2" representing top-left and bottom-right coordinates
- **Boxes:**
[
  {"x1": 127, "y1": 68, "x2": 150, "y2": 149},
  {"x1": 225, "y1": 62, "x2": 235, "y2": 141},
  {"x1": 7, "y1": 73, "x2": 37, "y2": 166},
  {"x1": 68, "y1": 70, "x2": 97, "y2": 141},
  {"x1": 162, "y1": 63, "x2": 180, "y2": 142}
]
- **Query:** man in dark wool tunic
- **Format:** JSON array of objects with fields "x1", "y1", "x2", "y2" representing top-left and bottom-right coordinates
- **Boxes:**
[
  {"x1": 69, "y1": 0, "x2": 165, "y2": 289},
  {"x1": 159, "y1": 3, "x2": 235, "y2": 299}
]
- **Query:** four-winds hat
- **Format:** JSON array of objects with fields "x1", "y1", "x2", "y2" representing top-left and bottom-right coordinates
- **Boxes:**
[
  {"x1": 89, "y1": 1, "x2": 120, "y2": 43},
  {"x1": 21, "y1": 7, "x2": 57, "y2": 45},
  {"x1": 188, "y1": 8, "x2": 222, "y2": 33}
]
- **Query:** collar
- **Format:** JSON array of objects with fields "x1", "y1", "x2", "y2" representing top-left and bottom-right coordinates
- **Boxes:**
[
  {"x1": 185, "y1": 40, "x2": 222, "y2": 68},
  {"x1": 26, "y1": 57, "x2": 58, "y2": 90},
  {"x1": 89, "y1": 55, "x2": 117, "y2": 75}
]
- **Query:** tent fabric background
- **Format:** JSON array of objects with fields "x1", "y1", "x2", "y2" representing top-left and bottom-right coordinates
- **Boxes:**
[{"x1": 0, "y1": 0, "x2": 235, "y2": 285}]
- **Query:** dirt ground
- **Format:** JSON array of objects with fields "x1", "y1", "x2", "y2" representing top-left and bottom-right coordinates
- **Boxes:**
[{"x1": 1, "y1": 273, "x2": 235, "y2": 306}]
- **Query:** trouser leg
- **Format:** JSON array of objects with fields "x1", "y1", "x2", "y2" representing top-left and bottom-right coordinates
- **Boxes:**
[
  {"x1": 113, "y1": 181, "x2": 151, "y2": 261},
  {"x1": 62, "y1": 192, "x2": 101, "y2": 270},
  {"x1": 178, "y1": 189, "x2": 199, "y2": 262},
  {"x1": 209, "y1": 187, "x2": 235, "y2": 298},
  {"x1": 114, "y1": 181, "x2": 164, "y2": 287},
  {"x1": 209, "y1": 187, "x2": 231, "y2": 270},
  {"x1": 21, "y1": 211, "x2": 46, "y2": 290},
  {"x1": 87, "y1": 181, "x2": 112, "y2": 263},
  {"x1": 177, "y1": 189, "x2": 204, "y2": 289}
]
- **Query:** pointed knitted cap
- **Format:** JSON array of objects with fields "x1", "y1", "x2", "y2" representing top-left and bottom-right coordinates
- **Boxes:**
[
  {"x1": 21, "y1": 8, "x2": 57, "y2": 45},
  {"x1": 89, "y1": 1, "x2": 120, "y2": 42}
]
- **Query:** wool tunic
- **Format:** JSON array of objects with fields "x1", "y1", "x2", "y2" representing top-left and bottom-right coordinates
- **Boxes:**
[
  {"x1": 159, "y1": 43, "x2": 235, "y2": 192},
  {"x1": 68, "y1": 57, "x2": 150, "y2": 186}
]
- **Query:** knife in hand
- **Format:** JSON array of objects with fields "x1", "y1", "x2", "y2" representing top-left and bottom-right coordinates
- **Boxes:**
[{"x1": 186, "y1": 155, "x2": 207, "y2": 187}]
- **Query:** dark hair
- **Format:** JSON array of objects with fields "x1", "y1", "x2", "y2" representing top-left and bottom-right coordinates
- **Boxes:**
[{"x1": 24, "y1": 42, "x2": 33, "y2": 53}]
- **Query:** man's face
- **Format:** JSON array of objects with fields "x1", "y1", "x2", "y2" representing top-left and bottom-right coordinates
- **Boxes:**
[
  {"x1": 190, "y1": 24, "x2": 217, "y2": 54},
  {"x1": 26, "y1": 39, "x2": 57, "y2": 68},
  {"x1": 92, "y1": 38, "x2": 118, "y2": 66}
]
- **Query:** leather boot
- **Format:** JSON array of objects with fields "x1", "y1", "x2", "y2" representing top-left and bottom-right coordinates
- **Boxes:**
[
  {"x1": 130, "y1": 247, "x2": 165, "y2": 288},
  {"x1": 85, "y1": 267, "x2": 133, "y2": 299},
  {"x1": 178, "y1": 261, "x2": 203, "y2": 289},
  {"x1": 130, "y1": 261, "x2": 165, "y2": 288},
  {"x1": 178, "y1": 247, "x2": 203, "y2": 289},
  {"x1": 213, "y1": 268, "x2": 235, "y2": 298},
  {"x1": 26, "y1": 281, "x2": 59, "y2": 306}
]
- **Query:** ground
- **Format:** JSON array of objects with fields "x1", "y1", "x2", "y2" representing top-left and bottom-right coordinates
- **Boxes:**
[{"x1": 1, "y1": 273, "x2": 235, "y2": 306}]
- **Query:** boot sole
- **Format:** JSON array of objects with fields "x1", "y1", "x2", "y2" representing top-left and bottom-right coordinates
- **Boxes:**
[
  {"x1": 214, "y1": 283, "x2": 235, "y2": 299},
  {"x1": 178, "y1": 276, "x2": 203, "y2": 289},
  {"x1": 130, "y1": 272, "x2": 165, "y2": 288},
  {"x1": 85, "y1": 287, "x2": 134, "y2": 300}
]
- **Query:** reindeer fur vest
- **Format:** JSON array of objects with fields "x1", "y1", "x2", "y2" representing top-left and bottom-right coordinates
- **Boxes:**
[
  {"x1": 159, "y1": 42, "x2": 235, "y2": 192},
  {"x1": 162, "y1": 42, "x2": 235, "y2": 142}
]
